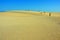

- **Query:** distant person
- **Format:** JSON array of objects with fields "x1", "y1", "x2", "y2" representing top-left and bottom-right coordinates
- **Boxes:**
[{"x1": 49, "y1": 13, "x2": 51, "y2": 16}]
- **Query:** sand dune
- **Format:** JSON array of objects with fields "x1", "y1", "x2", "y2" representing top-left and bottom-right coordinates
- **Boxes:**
[{"x1": 0, "y1": 11, "x2": 60, "y2": 40}]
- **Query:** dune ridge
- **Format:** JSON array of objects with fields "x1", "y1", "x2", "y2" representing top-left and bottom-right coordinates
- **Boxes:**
[{"x1": 0, "y1": 10, "x2": 60, "y2": 17}]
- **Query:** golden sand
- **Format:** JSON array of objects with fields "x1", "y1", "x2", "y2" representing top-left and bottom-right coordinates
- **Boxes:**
[{"x1": 0, "y1": 11, "x2": 60, "y2": 40}]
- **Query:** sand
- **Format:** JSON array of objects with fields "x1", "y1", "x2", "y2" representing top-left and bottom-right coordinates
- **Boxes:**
[{"x1": 0, "y1": 11, "x2": 60, "y2": 40}]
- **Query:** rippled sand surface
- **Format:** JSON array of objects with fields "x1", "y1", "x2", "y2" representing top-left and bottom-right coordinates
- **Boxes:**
[{"x1": 0, "y1": 12, "x2": 60, "y2": 40}]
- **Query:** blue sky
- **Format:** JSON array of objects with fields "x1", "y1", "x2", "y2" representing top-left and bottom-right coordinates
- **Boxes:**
[{"x1": 0, "y1": 0, "x2": 60, "y2": 12}]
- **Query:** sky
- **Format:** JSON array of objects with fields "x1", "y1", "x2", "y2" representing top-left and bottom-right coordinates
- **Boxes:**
[{"x1": 0, "y1": 0, "x2": 60, "y2": 12}]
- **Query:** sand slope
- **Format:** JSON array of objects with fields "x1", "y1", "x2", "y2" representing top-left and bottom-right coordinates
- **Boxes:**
[{"x1": 0, "y1": 11, "x2": 60, "y2": 40}]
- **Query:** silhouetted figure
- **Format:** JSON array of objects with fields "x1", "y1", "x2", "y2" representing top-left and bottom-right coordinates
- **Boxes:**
[{"x1": 49, "y1": 13, "x2": 51, "y2": 16}]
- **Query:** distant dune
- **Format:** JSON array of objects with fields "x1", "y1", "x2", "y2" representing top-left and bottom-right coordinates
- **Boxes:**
[
  {"x1": 0, "y1": 11, "x2": 60, "y2": 40},
  {"x1": 0, "y1": 10, "x2": 60, "y2": 17}
]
